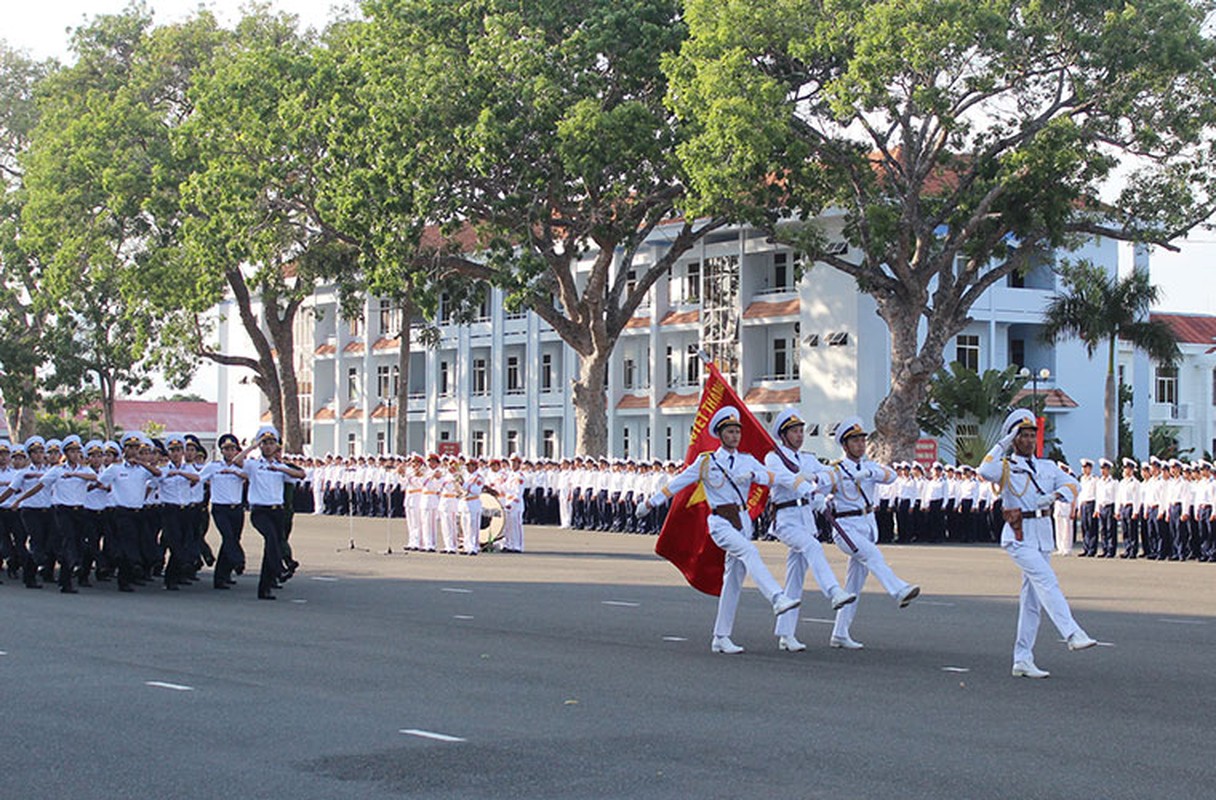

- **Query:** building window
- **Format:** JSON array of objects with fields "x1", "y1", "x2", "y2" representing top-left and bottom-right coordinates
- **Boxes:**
[
  {"x1": 473, "y1": 359, "x2": 488, "y2": 395},
  {"x1": 439, "y1": 292, "x2": 453, "y2": 324},
  {"x1": 827, "y1": 331, "x2": 849, "y2": 347},
  {"x1": 541, "y1": 353, "x2": 554, "y2": 390},
  {"x1": 346, "y1": 432, "x2": 356, "y2": 457},
  {"x1": 440, "y1": 430, "x2": 451, "y2": 441},
  {"x1": 1008, "y1": 271, "x2": 1025, "y2": 289},
  {"x1": 347, "y1": 367, "x2": 358, "y2": 400},
  {"x1": 623, "y1": 357, "x2": 636, "y2": 390},
  {"x1": 477, "y1": 290, "x2": 491, "y2": 321},
  {"x1": 439, "y1": 361, "x2": 451, "y2": 396},
  {"x1": 298, "y1": 390, "x2": 312, "y2": 446},
  {"x1": 774, "y1": 252, "x2": 789, "y2": 290},
  {"x1": 624, "y1": 269, "x2": 637, "y2": 298},
  {"x1": 665, "y1": 346, "x2": 675, "y2": 386},
  {"x1": 804, "y1": 333, "x2": 819, "y2": 348},
  {"x1": 665, "y1": 426, "x2": 673, "y2": 461},
  {"x1": 956, "y1": 334, "x2": 980, "y2": 372},
  {"x1": 1156, "y1": 366, "x2": 1178, "y2": 406},
  {"x1": 1010, "y1": 338, "x2": 1025, "y2": 371},
  {"x1": 347, "y1": 315, "x2": 361, "y2": 338},
  {"x1": 623, "y1": 427, "x2": 631, "y2": 459},
  {"x1": 774, "y1": 339, "x2": 789, "y2": 378},
  {"x1": 376, "y1": 431, "x2": 386, "y2": 455},
  {"x1": 472, "y1": 430, "x2": 486, "y2": 457},
  {"x1": 1211, "y1": 368, "x2": 1216, "y2": 406},
  {"x1": 377, "y1": 365, "x2": 391, "y2": 398},
  {"x1": 377, "y1": 299, "x2": 396, "y2": 336},
  {"x1": 685, "y1": 261, "x2": 701, "y2": 303},
  {"x1": 391, "y1": 365, "x2": 399, "y2": 397},
  {"x1": 686, "y1": 344, "x2": 700, "y2": 385},
  {"x1": 543, "y1": 429, "x2": 556, "y2": 460},
  {"x1": 506, "y1": 429, "x2": 519, "y2": 455},
  {"x1": 507, "y1": 356, "x2": 522, "y2": 392}
]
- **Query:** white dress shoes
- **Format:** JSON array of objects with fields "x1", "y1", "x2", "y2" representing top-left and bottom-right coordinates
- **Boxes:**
[
  {"x1": 711, "y1": 636, "x2": 745, "y2": 654},
  {"x1": 772, "y1": 593, "x2": 802, "y2": 616},
  {"x1": 778, "y1": 635, "x2": 807, "y2": 652},
  {"x1": 829, "y1": 635, "x2": 864, "y2": 649},
  {"x1": 829, "y1": 587, "x2": 857, "y2": 610},
  {"x1": 1067, "y1": 631, "x2": 1098, "y2": 651},
  {"x1": 896, "y1": 584, "x2": 921, "y2": 608},
  {"x1": 1012, "y1": 661, "x2": 1051, "y2": 678}
]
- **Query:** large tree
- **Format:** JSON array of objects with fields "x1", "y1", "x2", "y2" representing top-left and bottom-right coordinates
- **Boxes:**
[
  {"x1": 1042, "y1": 260, "x2": 1179, "y2": 460},
  {"x1": 354, "y1": 0, "x2": 728, "y2": 455},
  {"x1": 667, "y1": 0, "x2": 1216, "y2": 461}
]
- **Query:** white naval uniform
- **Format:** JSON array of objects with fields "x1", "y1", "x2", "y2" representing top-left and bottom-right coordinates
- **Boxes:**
[
  {"x1": 460, "y1": 469, "x2": 486, "y2": 554},
  {"x1": 438, "y1": 471, "x2": 461, "y2": 553},
  {"x1": 764, "y1": 444, "x2": 842, "y2": 638},
  {"x1": 977, "y1": 446, "x2": 1088, "y2": 666},
  {"x1": 499, "y1": 469, "x2": 525, "y2": 551},
  {"x1": 822, "y1": 458, "x2": 911, "y2": 642},
  {"x1": 646, "y1": 447, "x2": 809, "y2": 640},
  {"x1": 420, "y1": 469, "x2": 441, "y2": 551}
]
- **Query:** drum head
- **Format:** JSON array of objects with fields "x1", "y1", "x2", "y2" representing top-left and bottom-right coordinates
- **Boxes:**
[{"x1": 480, "y1": 493, "x2": 506, "y2": 545}]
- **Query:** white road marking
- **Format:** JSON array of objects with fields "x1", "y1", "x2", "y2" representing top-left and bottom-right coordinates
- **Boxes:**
[
  {"x1": 1158, "y1": 618, "x2": 1207, "y2": 625},
  {"x1": 918, "y1": 601, "x2": 955, "y2": 607},
  {"x1": 662, "y1": 636, "x2": 688, "y2": 642},
  {"x1": 941, "y1": 666, "x2": 970, "y2": 673},
  {"x1": 1096, "y1": 641, "x2": 1116, "y2": 647},
  {"x1": 441, "y1": 588, "x2": 473, "y2": 594},
  {"x1": 803, "y1": 618, "x2": 835, "y2": 624},
  {"x1": 601, "y1": 600, "x2": 640, "y2": 607},
  {"x1": 453, "y1": 614, "x2": 474, "y2": 620},
  {"x1": 291, "y1": 599, "x2": 308, "y2": 604},
  {"x1": 400, "y1": 729, "x2": 466, "y2": 743},
  {"x1": 310, "y1": 576, "x2": 340, "y2": 582},
  {"x1": 146, "y1": 681, "x2": 194, "y2": 692},
  {"x1": 0, "y1": 651, "x2": 7, "y2": 656}
]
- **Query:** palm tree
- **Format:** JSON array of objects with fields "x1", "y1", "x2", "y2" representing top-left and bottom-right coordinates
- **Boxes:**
[{"x1": 1042, "y1": 261, "x2": 1180, "y2": 460}]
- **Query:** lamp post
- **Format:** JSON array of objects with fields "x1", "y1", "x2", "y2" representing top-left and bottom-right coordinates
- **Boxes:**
[
  {"x1": 1019, "y1": 366, "x2": 1051, "y2": 456},
  {"x1": 385, "y1": 393, "x2": 394, "y2": 456}
]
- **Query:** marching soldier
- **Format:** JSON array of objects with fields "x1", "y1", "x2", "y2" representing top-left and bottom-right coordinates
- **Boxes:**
[{"x1": 1117, "y1": 458, "x2": 1142, "y2": 559}]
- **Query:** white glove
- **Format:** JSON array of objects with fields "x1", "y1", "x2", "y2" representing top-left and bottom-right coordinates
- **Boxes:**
[
  {"x1": 997, "y1": 430, "x2": 1017, "y2": 452},
  {"x1": 636, "y1": 501, "x2": 651, "y2": 518},
  {"x1": 732, "y1": 470, "x2": 755, "y2": 485},
  {"x1": 1036, "y1": 493, "x2": 1058, "y2": 511},
  {"x1": 812, "y1": 494, "x2": 828, "y2": 515}
]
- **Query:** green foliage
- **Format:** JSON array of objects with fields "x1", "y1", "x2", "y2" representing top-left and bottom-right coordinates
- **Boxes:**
[
  {"x1": 1117, "y1": 380, "x2": 1135, "y2": 460},
  {"x1": 918, "y1": 363, "x2": 1029, "y2": 463},
  {"x1": 1150, "y1": 423, "x2": 1191, "y2": 461}
]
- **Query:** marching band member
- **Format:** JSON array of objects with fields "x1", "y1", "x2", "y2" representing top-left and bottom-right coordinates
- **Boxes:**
[{"x1": 232, "y1": 426, "x2": 305, "y2": 600}]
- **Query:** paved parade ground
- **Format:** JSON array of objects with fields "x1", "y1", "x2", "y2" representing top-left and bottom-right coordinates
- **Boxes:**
[{"x1": 3, "y1": 516, "x2": 1214, "y2": 799}]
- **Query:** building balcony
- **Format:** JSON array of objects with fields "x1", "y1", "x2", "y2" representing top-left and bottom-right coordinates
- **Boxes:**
[{"x1": 1151, "y1": 402, "x2": 1194, "y2": 424}]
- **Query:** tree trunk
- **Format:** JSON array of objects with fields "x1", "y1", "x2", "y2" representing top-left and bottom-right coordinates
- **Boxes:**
[
  {"x1": 223, "y1": 269, "x2": 285, "y2": 444},
  {"x1": 394, "y1": 298, "x2": 412, "y2": 455},
  {"x1": 871, "y1": 301, "x2": 936, "y2": 464},
  {"x1": 265, "y1": 296, "x2": 304, "y2": 453},
  {"x1": 99, "y1": 371, "x2": 116, "y2": 441},
  {"x1": 571, "y1": 351, "x2": 609, "y2": 457},
  {"x1": 1104, "y1": 338, "x2": 1117, "y2": 461}
]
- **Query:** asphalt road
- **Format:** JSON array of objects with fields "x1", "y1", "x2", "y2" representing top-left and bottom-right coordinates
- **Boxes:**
[{"x1": 2, "y1": 516, "x2": 1213, "y2": 800}]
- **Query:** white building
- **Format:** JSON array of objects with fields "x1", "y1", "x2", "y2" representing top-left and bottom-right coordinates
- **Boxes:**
[{"x1": 215, "y1": 214, "x2": 1132, "y2": 462}]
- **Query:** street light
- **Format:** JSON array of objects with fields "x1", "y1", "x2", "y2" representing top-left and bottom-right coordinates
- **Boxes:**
[
  {"x1": 1019, "y1": 366, "x2": 1051, "y2": 456},
  {"x1": 385, "y1": 392, "x2": 394, "y2": 456}
]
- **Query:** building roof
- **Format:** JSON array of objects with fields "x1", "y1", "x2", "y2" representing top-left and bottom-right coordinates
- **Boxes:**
[
  {"x1": 314, "y1": 407, "x2": 336, "y2": 421},
  {"x1": 108, "y1": 399, "x2": 219, "y2": 434},
  {"x1": 372, "y1": 337, "x2": 398, "y2": 351},
  {"x1": 315, "y1": 343, "x2": 337, "y2": 356},
  {"x1": 1150, "y1": 312, "x2": 1216, "y2": 349},
  {"x1": 658, "y1": 391, "x2": 699, "y2": 408},
  {"x1": 1011, "y1": 387, "x2": 1079, "y2": 409},
  {"x1": 370, "y1": 402, "x2": 395, "y2": 419},
  {"x1": 660, "y1": 309, "x2": 700, "y2": 326},
  {"x1": 624, "y1": 316, "x2": 650, "y2": 330},
  {"x1": 616, "y1": 394, "x2": 651, "y2": 409},
  {"x1": 743, "y1": 386, "x2": 801, "y2": 405},
  {"x1": 743, "y1": 298, "x2": 800, "y2": 319},
  {"x1": 343, "y1": 341, "x2": 365, "y2": 354},
  {"x1": 341, "y1": 405, "x2": 363, "y2": 420}
]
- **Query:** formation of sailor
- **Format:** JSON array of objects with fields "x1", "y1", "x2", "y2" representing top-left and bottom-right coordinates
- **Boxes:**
[{"x1": 978, "y1": 409, "x2": 1097, "y2": 678}]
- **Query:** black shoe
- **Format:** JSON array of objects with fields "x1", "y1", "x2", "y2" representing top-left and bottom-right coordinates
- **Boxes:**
[
  {"x1": 213, "y1": 583, "x2": 230, "y2": 590},
  {"x1": 77, "y1": 578, "x2": 92, "y2": 587},
  {"x1": 203, "y1": 553, "x2": 215, "y2": 567},
  {"x1": 118, "y1": 584, "x2": 134, "y2": 592},
  {"x1": 234, "y1": 565, "x2": 245, "y2": 575},
  {"x1": 226, "y1": 578, "x2": 237, "y2": 586},
  {"x1": 258, "y1": 592, "x2": 276, "y2": 600},
  {"x1": 164, "y1": 584, "x2": 180, "y2": 591},
  {"x1": 60, "y1": 586, "x2": 79, "y2": 594},
  {"x1": 25, "y1": 582, "x2": 42, "y2": 589}
]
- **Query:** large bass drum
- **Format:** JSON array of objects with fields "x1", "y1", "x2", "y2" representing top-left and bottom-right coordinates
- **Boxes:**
[{"x1": 479, "y1": 492, "x2": 506, "y2": 550}]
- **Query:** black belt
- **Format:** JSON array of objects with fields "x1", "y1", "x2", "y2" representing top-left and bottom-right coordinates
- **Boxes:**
[
  {"x1": 163, "y1": 503, "x2": 191, "y2": 509},
  {"x1": 835, "y1": 505, "x2": 874, "y2": 518},
  {"x1": 1019, "y1": 509, "x2": 1051, "y2": 519},
  {"x1": 251, "y1": 504, "x2": 283, "y2": 511},
  {"x1": 55, "y1": 505, "x2": 84, "y2": 510},
  {"x1": 773, "y1": 498, "x2": 811, "y2": 512},
  {"x1": 212, "y1": 503, "x2": 244, "y2": 509}
]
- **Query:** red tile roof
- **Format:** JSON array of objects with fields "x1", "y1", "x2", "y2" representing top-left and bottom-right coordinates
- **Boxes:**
[
  {"x1": 660, "y1": 309, "x2": 700, "y2": 326},
  {"x1": 1012, "y1": 388, "x2": 1079, "y2": 409},
  {"x1": 616, "y1": 394, "x2": 651, "y2": 409},
  {"x1": 370, "y1": 402, "x2": 394, "y2": 419},
  {"x1": 372, "y1": 337, "x2": 398, "y2": 351},
  {"x1": 341, "y1": 405, "x2": 363, "y2": 420},
  {"x1": 624, "y1": 316, "x2": 650, "y2": 330},
  {"x1": 107, "y1": 400, "x2": 219, "y2": 434},
  {"x1": 743, "y1": 386, "x2": 801, "y2": 405},
  {"x1": 314, "y1": 407, "x2": 336, "y2": 421},
  {"x1": 343, "y1": 341, "x2": 365, "y2": 354},
  {"x1": 260, "y1": 409, "x2": 273, "y2": 422},
  {"x1": 1150, "y1": 312, "x2": 1216, "y2": 347},
  {"x1": 315, "y1": 343, "x2": 337, "y2": 356},
  {"x1": 658, "y1": 391, "x2": 699, "y2": 408},
  {"x1": 743, "y1": 298, "x2": 800, "y2": 319}
]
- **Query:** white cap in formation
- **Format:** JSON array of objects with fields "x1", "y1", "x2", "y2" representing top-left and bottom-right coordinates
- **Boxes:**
[
  {"x1": 834, "y1": 415, "x2": 867, "y2": 448},
  {"x1": 708, "y1": 406, "x2": 742, "y2": 438},
  {"x1": 770, "y1": 408, "x2": 805, "y2": 440},
  {"x1": 1001, "y1": 408, "x2": 1037, "y2": 438},
  {"x1": 255, "y1": 425, "x2": 281, "y2": 443}
]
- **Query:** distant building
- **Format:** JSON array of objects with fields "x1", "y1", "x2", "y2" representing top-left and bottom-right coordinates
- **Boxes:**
[{"x1": 215, "y1": 214, "x2": 1128, "y2": 461}]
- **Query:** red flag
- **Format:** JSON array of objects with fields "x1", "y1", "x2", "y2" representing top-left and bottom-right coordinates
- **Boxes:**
[{"x1": 655, "y1": 359, "x2": 778, "y2": 596}]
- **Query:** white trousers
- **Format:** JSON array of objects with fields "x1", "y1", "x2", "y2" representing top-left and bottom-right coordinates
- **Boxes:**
[
  {"x1": 559, "y1": 492, "x2": 573, "y2": 529},
  {"x1": 771, "y1": 507, "x2": 843, "y2": 637},
  {"x1": 830, "y1": 515, "x2": 911, "y2": 640},
  {"x1": 438, "y1": 503, "x2": 459, "y2": 552},
  {"x1": 420, "y1": 505, "x2": 438, "y2": 551},
  {"x1": 460, "y1": 500, "x2": 481, "y2": 554},
  {"x1": 503, "y1": 504, "x2": 524, "y2": 551},
  {"x1": 1053, "y1": 505, "x2": 1073, "y2": 555},
  {"x1": 709, "y1": 516, "x2": 784, "y2": 638},
  {"x1": 405, "y1": 502, "x2": 422, "y2": 549},
  {"x1": 1003, "y1": 540, "x2": 1084, "y2": 664}
]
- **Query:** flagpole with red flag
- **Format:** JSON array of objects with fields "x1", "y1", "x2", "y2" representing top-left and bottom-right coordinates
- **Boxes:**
[{"x1": 654, "y1": 353, "x2": 779, "y2": 596}]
